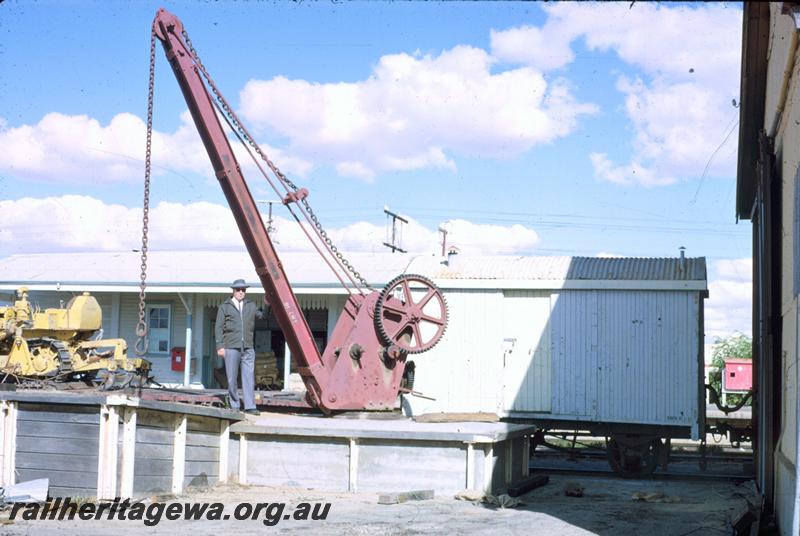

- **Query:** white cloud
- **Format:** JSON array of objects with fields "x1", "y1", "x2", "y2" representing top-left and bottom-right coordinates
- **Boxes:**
[
  {"x1": 0, "y1": 113, "x2": 146, "y2": 183},
  {"x1": 491, "y1": 3, "x2": 742, "y2": 187},
  {"x1": 714, "y1": 258, "x2": 752, "y2": 281},
  {"x1": 705, "y1": 257, "x2": 752, "y2": 342},
  {"x1": 444, "y1": 219, "x2": 540, "y2": 255},
  {"x1": 335, "y1": 161, "x2": 375, "y2": 182},
  {"x1": 590, "y1": 153, "x2": 675, "y2": 187},
  {"x1": 0, "y1": 196, "x2": 541, "y2": 257},
  {"x1": 240, "y1": 45, "x2": 597, "y2": 179},
  {"x1": 0, "y1": 196, "x2": 239, "y2": 252},
  {"x1": 0, "y1": 111, "x2": 312, "y2": 184},
  {"x1": 598, "y1": 76, "x2": 739, "y2": 186},
  {"x1": 2, "y1": 3, "x2": 740, "y2": 190},
  {"x1": 249, "y1": 216, "x2": 540, "y2": 256},
  {"x1": 492, "y1": 3, "x2": 741, "y2": 82},
  {"x1": 490, "y1": 24, "x2": 575, "y2": 71}
]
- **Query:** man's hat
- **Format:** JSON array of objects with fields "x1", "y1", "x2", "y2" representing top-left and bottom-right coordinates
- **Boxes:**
[{"x1": 231, "y1": 279, "x2": 250, "y2": 289}]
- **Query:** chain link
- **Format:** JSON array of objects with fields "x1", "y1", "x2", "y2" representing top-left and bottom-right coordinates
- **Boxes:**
[
  {"x1": 181, "y1": 30, "x2": 372, "y2": 291},
  {"x1": 134, "y1": 32, "x2": 157, "y2": 356}
]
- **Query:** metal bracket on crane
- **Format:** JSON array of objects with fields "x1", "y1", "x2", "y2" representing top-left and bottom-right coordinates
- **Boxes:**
[{"x1": 282, "y1": 188, "x2": 309, "y2": 205}]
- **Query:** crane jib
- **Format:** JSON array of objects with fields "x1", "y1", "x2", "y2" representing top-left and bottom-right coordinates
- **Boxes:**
[{"x1": 144, "y1": 8, "x2": 448, "y2": 412}]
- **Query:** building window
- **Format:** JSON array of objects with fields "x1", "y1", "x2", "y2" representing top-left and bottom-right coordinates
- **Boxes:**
[{"x1": 147, "y1": 304, "x2": 171, "y2": 354}]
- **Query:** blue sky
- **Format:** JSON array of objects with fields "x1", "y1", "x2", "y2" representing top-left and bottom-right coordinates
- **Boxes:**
[{"x1": 0, "y1": 1, "x2": 750, "y2": 339}]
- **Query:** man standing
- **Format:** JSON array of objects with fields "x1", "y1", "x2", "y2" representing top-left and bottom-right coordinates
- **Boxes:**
[{"x1": 215, "y1": 279, "x2": 263, "y2": 415}]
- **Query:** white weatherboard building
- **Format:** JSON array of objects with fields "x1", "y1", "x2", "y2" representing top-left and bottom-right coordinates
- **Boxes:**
[{"x1": 0, "y1": 251, "x2": 706, "y2": 438}]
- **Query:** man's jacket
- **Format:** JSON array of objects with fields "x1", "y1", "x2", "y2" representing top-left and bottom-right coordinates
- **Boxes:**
[{"x1": 215, "y1": 298, "x2": 264, "y2": 350}]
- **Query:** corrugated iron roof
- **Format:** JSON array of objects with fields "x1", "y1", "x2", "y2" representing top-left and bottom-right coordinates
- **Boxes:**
[
  {"x1": 0, "y1": 250, "x2": 413, "y2": 287},
  {"x1": 425, "y1": 255, "x2": 706, "y2": 281},
  {"x1": 0, "y1": 251, "x2": 707, "y2": 289}
]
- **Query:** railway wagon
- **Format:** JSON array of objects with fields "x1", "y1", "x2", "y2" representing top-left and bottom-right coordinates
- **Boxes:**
[{"x1": 406, "y1": 254, "x2": 708, "y2": 477}]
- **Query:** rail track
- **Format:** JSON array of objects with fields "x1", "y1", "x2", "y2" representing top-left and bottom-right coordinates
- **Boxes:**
[{"x1": 530, "y1": 445, "x2": 754, "y2": 483}]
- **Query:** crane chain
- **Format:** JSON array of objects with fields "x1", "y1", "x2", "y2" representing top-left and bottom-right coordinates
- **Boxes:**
[
  {"x1": 180, "y1": 29, "x2": 373, "y2": 292},
  {"x1": 134, "y1": 31, "x2": 157, "y2": 356}
]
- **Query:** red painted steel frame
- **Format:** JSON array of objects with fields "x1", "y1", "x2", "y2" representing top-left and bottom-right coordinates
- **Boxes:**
[{"x1": 152, "y1": 9, "x2": 407, "y2": 412}]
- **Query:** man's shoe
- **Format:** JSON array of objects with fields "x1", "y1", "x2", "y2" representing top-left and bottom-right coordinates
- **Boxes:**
[{"x1": 244, "y1": 408, "x2": 260, "y2": 415}]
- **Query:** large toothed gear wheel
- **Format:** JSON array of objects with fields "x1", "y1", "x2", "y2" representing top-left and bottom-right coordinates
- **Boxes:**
[{"x1": 375, "y1": 274, "x2": 448, "y2": 354}]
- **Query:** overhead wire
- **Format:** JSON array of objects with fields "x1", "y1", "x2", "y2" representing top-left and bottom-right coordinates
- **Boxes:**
[{"x1": 690, "y1": 115, "x2": 740, "y2": 205}]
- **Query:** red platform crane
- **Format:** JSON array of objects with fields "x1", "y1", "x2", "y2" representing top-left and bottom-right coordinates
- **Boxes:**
[{"x1": 137, "y1": 8, "x2": 448, "y2": 413}]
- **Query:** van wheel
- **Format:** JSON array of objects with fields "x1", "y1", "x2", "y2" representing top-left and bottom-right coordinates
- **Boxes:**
[{"x1": 606, "y1": 435, "x2": 661, "y2": 478}]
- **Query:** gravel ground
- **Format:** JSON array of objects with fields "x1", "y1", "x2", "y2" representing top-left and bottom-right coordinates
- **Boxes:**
[{"x1": 0, "y1": 475, "x2": 757, "y2": 535}]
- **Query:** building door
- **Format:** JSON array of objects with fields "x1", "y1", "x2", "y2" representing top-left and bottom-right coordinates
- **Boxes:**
[{"x1": 502, "y1": 290, "x2": 552, "y2": 413}]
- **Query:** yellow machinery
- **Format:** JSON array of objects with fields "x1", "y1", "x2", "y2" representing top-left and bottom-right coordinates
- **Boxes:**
[{"x1": 0, "y1": 288, "x2": 150, "y2": 387}]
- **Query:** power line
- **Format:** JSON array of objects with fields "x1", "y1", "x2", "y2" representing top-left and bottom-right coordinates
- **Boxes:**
[
  {"x1": 387, "y1": 205, "x2": 742, "y2": 227},
  {"x1": 690, "y1": 116, "x2": 740, "y2": 205}
]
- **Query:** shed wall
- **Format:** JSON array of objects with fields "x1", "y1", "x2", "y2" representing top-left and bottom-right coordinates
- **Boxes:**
[
  {"x1": 549, "y1": 290, "x2": 701, "y2": 432},
  {"x1": 771, "y1": 4, "x2": 800, "y2": 534}
]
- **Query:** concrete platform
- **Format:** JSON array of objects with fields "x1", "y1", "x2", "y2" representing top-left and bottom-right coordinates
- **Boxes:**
[
  {"x1": 0, "y1": 389, "x2": 535, "y2": 499},
  {"x1": 230, "y1": 413, "x2": 535, "y2": 496}
]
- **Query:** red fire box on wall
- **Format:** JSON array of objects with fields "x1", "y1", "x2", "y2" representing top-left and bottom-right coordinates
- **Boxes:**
[
  {"x1": 171, "y1": 347, "x2": 186, "y2": 372},
  {"x1": 723, "y1": 358, "x2": 752, "y2": 392}
]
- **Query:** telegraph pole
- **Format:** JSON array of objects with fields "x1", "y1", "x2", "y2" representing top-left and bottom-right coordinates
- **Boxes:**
[
  {"x1": 383, "y1": 206, "x2": 408, "y2": 253},
  {"x1": 438, "y1": 223, "x2": 449, "y2": 257},
  {"x1": 267, "y1": 201, "x2": 276, "y2": 236},
  {"x1": 256, "y1": 200, "x2": 278, "y2": 240}
]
